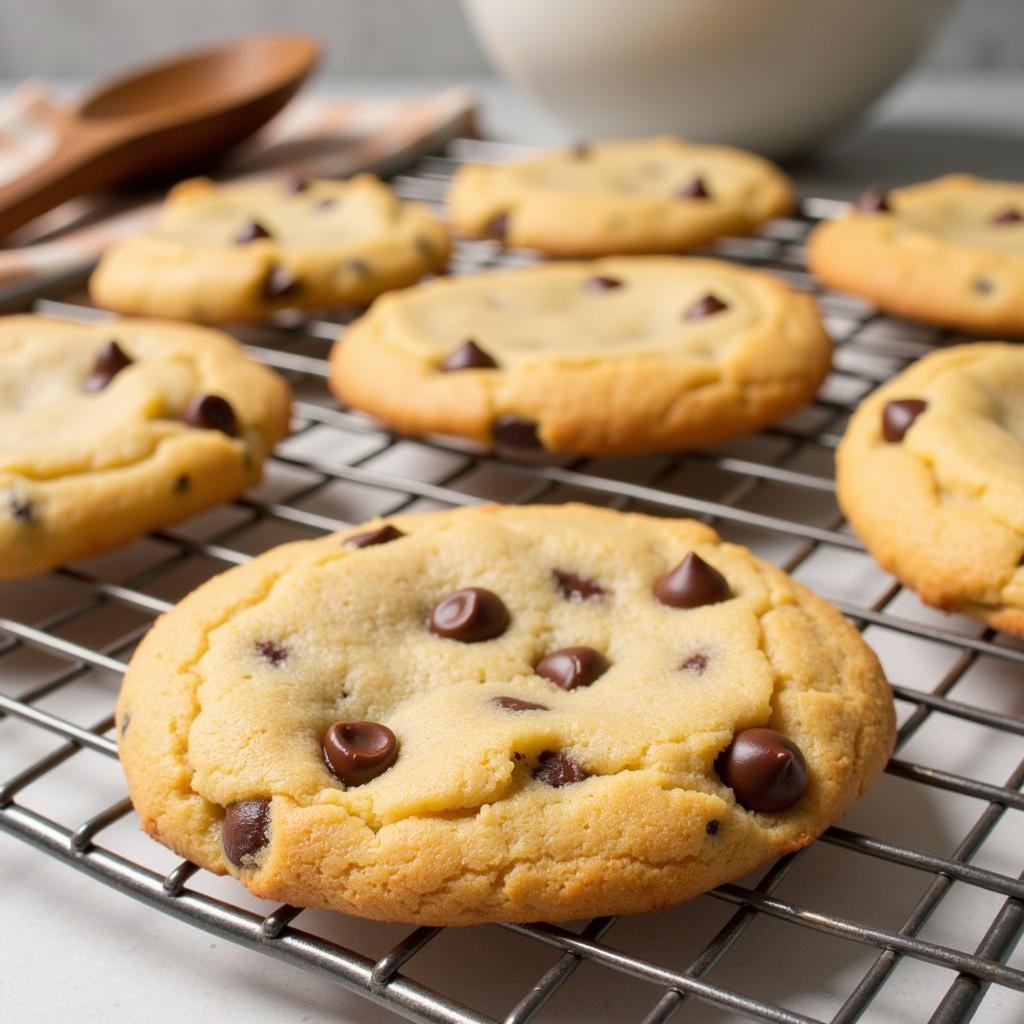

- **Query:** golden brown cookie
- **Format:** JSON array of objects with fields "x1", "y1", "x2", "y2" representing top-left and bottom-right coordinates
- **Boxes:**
[
  {"x1": 117, "y1": 503, "x2": 895, "y2": 926},
  {"x1": 808, "y1": 175, "x2": 1024, "y2": 335},
  {"x1": 90, "y1": 174, "x2": 450, "y2": 323},
  {"x1": 0, "y1": 315, "x2": 290, "y2": 579},
  {"x1": 837, "y1": 343, "x2": 1024, "y2": 635}
]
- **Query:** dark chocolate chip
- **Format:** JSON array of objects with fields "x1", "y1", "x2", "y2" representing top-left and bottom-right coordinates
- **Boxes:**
[
  {"x1": 441, "y1": 339, "x2": 498, "y2": 372},
  {"x1": 706, "y1": 819, "x2": 720, "y2": 835},
  {"x1": 346, "y1": 257, "x2": 371, "y2": 277},
  {"x1": 415, "y1": 236, "x2": 435, "y2": 259},
  {"x1": 173, "y1": 474, "x2": 190, "y2": 494},
  {"x1": 533, "y1": 750, "x2": 589, "y2": 788},
  {"x1": 486, "y1": 212, "x2": 509, "y2": 240},
  {"x1": 119, "y1": 711, "x2": 131, "y2": 738},
  {"x1": 344, "y1": 524, "x2": 405, "y2": 549},
  {"x1": 263, "y1": 266, "x2": 300, "y2": 299},
  {"x1": 284, "y1": 175, "x2": 311, "y2": 194},
  {"x1": 882, "y1": 399, "x2": 927, "y2": 443},
  {"x1": 323, "y1": 721, "x2": 398, "y2": 786},
  {"x1": 585, "y1": 274, "x2": 623, "y2": 293},
  {"x1": 255, "y1": 640, "x2": 288, "y2": 665},
  {"x1": 684, "y1": 294, "x2": 728, "y2": 321},
  {"x1": 536, "y1": 646, "x2": 609, "y2": 690},
  {"x1": 655, "y1": 553, "x2": 731, "y2": 609},
  {"x1": 84, "y1": 340, "x2": 132, "y2": 392},
  {"x1": 8, "y1": 494, "x2": 34, "y2": 523},
  {"x1": 992, "y1": 207, "x2": 1023, "y2": 226},
  {"x1": 314, "y1": 196, "x2": 337, "y2": 211},
  {"x1": 715, "y1": 727, "x2": 807, "y2": 813},
  {"x1": 493, "y1": 415, "x2": 542, "y2": 449},
  {"x1": 222, "y1": 798, "x2": 271, "y2": 867},
  {"x1": 678, "y1": 176, "x2": 710, "y2": 199},
  {"x1": 182, "y1": 393, "x2": 238, "y2": 436},
  {"x1": 855, "y1": 186, "x2": 890, "y2": 213},
  {"x1": 493, "y1": 696, "x2": 549, "y2": 712},
  {"x1": 430, "y1": 587, "x2": 510, "y2": 642},
  {"x1": 234, "y1": 220, "x2": 272, "y2": 244},
  {"x1": 571, "y1": 142, "x2": 591, "y2": 159},
  {"x1": 974, "y1": 277, "x2": 995, "y2": 295},
  {"x1": 553, "y1": 569, "x2": 605, "y2": 602},
  {"x1": 681, "y1": 651, "x2": 709, "y2": 674}
]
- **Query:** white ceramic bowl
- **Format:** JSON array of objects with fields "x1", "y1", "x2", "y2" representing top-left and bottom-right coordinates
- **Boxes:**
[{"x1": 462, "y1": 0, "x2": 954, "y2": 157}]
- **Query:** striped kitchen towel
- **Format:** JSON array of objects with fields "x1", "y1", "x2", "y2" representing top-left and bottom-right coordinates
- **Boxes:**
[{"x1": 0, "y1": 81, "x2": 477, "y2": 292}]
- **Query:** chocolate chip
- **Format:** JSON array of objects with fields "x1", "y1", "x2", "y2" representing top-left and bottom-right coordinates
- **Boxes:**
[
  {"x1": 119, "y1": 711, "x2": 131, "y2": 738},
  {"x1": 415, "y1": 236, "x2": 435, "y2": 259},
  {"x1": 571, "y1": 142, "x2": 591, "y2": 159},
  {"x1": 441, "y1": 339, "x2": 498, "y2": 372},
  {"x1": 234, "y1": 220, "x2": 272, "y2": 244},
  {"x1": 493, "y1": 415, "x2": 542, "y2": 449},
  {"x1": 855, "y1": 186, "x2": 890, "y2": 213},
  {"x1": 7, "y1": 494, "x2": 34, "y2": 523},
  {"x1": 585, "y1": 275, "x2": 623, "y2": 293},
  {"x1": 173, "y1": 474, "x2": 190, "y2": 494},
  {"x1": 882, "y1": 399, "x2": 927, "y2": 443},
  {"x1": 323, "y1": 721, "x2": 398, "y2": 786},
  {"x1": 991, "y1": 208, "x2": 1023, "y2": 226},
  {"x1": 182, "y1": 394, "x2": 238, "y2": 436},
  {"x1": 656, "y1": 553, "x2": 731, "y2": 609},
  {"x1": 706, "y1": 819, "x2": 720, "y2": 835},
  {"x1": 263, "y1": 266, "x2": 300, "y2": 299},
  {"x1": 553, "y1": 570, "x2": 604, "y2": 602},
  {"x1": 222, "y1": 799, "x2": 271, "y2": 867},
  {"x1": 430, "y1": 587, "x2": 510, "y2": 642},
  {"x1": 678, "y1": 176, "x2": 710, "y2": 199},
  {"x1": 493, "y1": 696, "x2": 549, "y2": 712},
  {"x1": 486, "y1": 212, "x2": 509, "y2": 240},
  {"x1": 284, "y1": 175, "x2": 311, "y2": 194},
  {"x1": 346, "y1": 257, "x2": 371, "y2": 277},
  {"x1": 974, "y1": 277, "x2": 995, "y2": 295},
  {"x1": 533, "y1": 750, "x2": 589, "y2": 788},
  {"x1": 536, "y1": 647, "x2": 609, "y2": 690},
  {"x1": 314, "y1": 196, "x2": 337, "y2": 211},
  {"x1": 344, "y1": 524, "x2": 404, "y2": 548},
  {"x1": 255, "y1": 640, "x2": 288, "y2": 665},
  {"x1": 684, "y1": 294, "x2": 728, "y2": 321},
  {"x1": 84, "y1": 340, "x2": 132, "y2": 392},
  {"x1": 715, "y1": 727, "x2": 807, "y2": 813},
  {"x1": 681, "y1": 651, "x2": 709, "y2": 674}
]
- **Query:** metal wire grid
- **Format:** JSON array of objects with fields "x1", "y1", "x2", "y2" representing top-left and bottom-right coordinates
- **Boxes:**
[{"x1": 0, "y1": 140, "x2": 1022, "y2": 1024}]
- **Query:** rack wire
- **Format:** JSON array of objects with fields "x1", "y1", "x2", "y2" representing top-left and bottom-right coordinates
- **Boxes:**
[{"x1": 0, "y1": 139, "x2": 1022, "y2": 1024}]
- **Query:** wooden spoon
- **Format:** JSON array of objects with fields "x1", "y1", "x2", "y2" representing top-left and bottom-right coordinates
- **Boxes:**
[{"x1": 0, "y1": 33, "x2": 321, "y2": 238}]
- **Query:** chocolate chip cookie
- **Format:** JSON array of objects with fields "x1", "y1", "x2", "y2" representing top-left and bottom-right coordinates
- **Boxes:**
[
  {"x1": 117, "y1": 504, "x2": 894, "y2": 925},
  {"x1": 329, "y1": 256, "x2": 832, "y2": 455},
  {"x1": 448, "y1": 136, "x2": 794, "y2": 256},
  {"x1": 808, "y1": 175, "x2": 1024, "y2": 334},
  {"x1": 0, "y1": 315, "x2": 290, "y2": 579},
  {"x1": 838, "y1": 343, "x2": 1024, "y2": 635},
  {"x1": 90, "y1": 174, "x2": 450, "y2": 323}
]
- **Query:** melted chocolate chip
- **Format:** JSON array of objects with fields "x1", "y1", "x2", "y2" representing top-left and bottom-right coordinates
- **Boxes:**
[
  {"x1": 684, "y1": 294, "x2": 729, "y2": 321},
  {"x1": 536, "y1": 647, "x2": 609, "y2": 690},
  {"x1": 856, "y1": 186, "x2": 890, "y2": 213},
  {"x1": 486, "y1": 212, "x2": 509, "y2": 240},
  {"x1": 715, "y1": 727, "x2": 807, "y2": 813},
  {"x1": 182, "y1": 394, "x2": 238, "y2": 436},
  {"x1": 678, "y1": 176, "x2": 710, "y2": 199},
  {"x1": 974, "y1": 277, "x2": 995, "y2": 295},
  {"x1": 346, "y1": 257, "x2": 371, "y2": 277},
  {"x1": 655, "y1": 553, "x2": 731, "y2": 609},
  {"x1": 8, "y1": 494, "x2": 35, "y2": 523},
  {"x1": 430, "y1": 587, "x2": 510, "y2": 642},
  {"x1": 314, "y1": 196, "x2": 337, "y2": 211},
  {"x1": 553, "y1": 570, "x2": 605, "y2": 602},
  {"x1": 585, "y1": 275, "x2": 623, "y2": 293},
  {"x1": 493, "y1": 415, "x2": 542, "y2": 449},
  {"x1": 84, "y1": 340, "x2": 133, "y2": 392},
  {"x1": 681, "y1": 651, "x2": 709, "y2": 674},
  {"x1": 255, "y1": 640, "x2": 288, "y2": 665},
  {"x1": 441, "y1": 339, "x2": 498, "y2": 372},
  {"x1": 706, "y1": 819, "x2": 720, "y2": 835},
  {"x1": 571, "y1": 142, "x2": 591, "y2": 159},
  {"x1": 882, "y1": 399, "x2": 927, "y2": 443},
  {"x1": 263, "y1": 266, "x2": 300, "y2": 299},
  {"x1": 222, "y1": 799, "x2": 271, "y2": 867},
  {"x1": 323, "y1": 721, "x2": 398, "y2": 785},
  {"x1": 234, "y1": 220, "x2": 272, "y2": 244},
  {"x1": 992, "y1": 208, "x2": 1023, "y2": 226},
  {"x1": 173, "y1": 474, "x2": 190, "y2": 494},
  {"x1": 119, "y1": 711, "x2": 131, "y2": 738},
  {"x1": 344, "y1": 524, "x2": 404, "y2": 548},
  {"x1": 493, "y1": 696, "x2": 549, "y2": 712},
  {"x1": 284, "y1": 175, "x2": 311, "y2": 194},
  {"x1": 415, "y1": 236, "x2": 435, "y2": 259},
  {"x1": 533, "y1": 750, "x2": 589, "y2": 788}
]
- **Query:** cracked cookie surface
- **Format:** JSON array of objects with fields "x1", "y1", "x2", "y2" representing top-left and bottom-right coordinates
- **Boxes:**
[
  {"x1": 448, "y1": 136, "x2": 793, "y2": 256},
  {"x1": 808, "y1": 175, "x2": 1024, "y2": 335},
  {"x1": 90, "y1": 174, "x2": 450, "y2": 323},
  {"x1": 117, "y1": 504, "x2": 894, "y2": 925},
  {"x1": 329, "y1": 256, "x2": 832, "y2": 455},
  {"x1": 0, "y1": 315, "x2": 290, "y2": 579},
  {"x1": 837, "y1": 343, "x2": 1024, "y2": 635}
]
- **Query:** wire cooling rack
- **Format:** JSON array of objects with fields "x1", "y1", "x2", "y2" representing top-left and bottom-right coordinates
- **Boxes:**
[{"x1": 0, "y1": 139, "x2": 1022, "y2": 1024}]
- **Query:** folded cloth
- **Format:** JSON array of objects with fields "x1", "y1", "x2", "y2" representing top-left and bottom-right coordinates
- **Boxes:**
[{"x1": 0, "y1": 82, "x2": 476, "y2": 293}]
